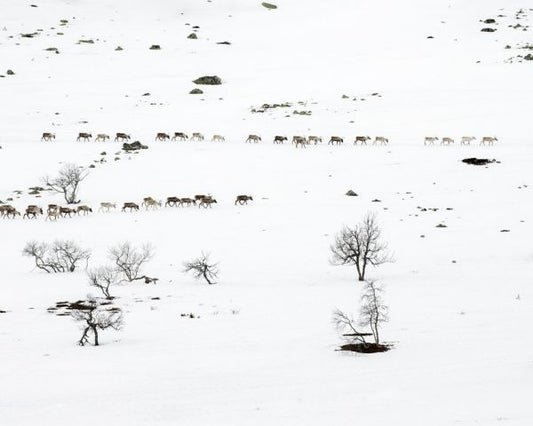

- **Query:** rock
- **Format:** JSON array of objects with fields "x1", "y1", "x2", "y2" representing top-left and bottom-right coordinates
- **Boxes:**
[
  {"x1": 262, "y1": 2, "x2": 278, "y2": 9},
  {"x1": 6, "y1": 69, "x2": 14, "y2": 75},
  {"x1": 217, "y1": 41, "x2": 231, "y2": 45},
  {"x1": 462, "y1": 158, "x2": 497, "y2": 166},
  {"x1": 122, "y1": 141, "x2": 148, "y2": 152},
  {"x1": 187, "y1": 33, "x2": 197, "y2": 39},
  {"x1": 149, "y1": 44, "x2": 161, "y2": 50},
  {"x1": 345, "y1": 190, "x2": 358, "y2": 196},
  {"x1": 500, "y1": 229, "x2": 510, "y2": 233},
  {"x1": 483, "y1": 18, "x2": 497, "y2": 24},
  {"x1": 189, "y1": 88, "x2": 203, "y2": 94},
  {"x1": 115, "y1": 46, "x2": 123, "y2": 51},
  {"x1": 436, "y1": 223, "x2": 447, "y2": 228},
  {"x1": 481, "y1": 28, "x2": 497, "y2": 32},
  {"x1": 193, "y1": 75, "x2": 222, "y2": 85}
]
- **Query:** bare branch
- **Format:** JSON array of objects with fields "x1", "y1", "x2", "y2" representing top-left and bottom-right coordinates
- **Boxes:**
[
  {"x1": 108, "y1": 242, "x2": 154, "y2": 282},
  {"x1": 183, "y1": 251, "x2": 219, "y2": 285}
]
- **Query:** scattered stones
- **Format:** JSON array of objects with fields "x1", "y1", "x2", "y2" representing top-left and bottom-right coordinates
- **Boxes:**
[{"x1": 193, "y1": 75, "x2": 222, "y2": 85}]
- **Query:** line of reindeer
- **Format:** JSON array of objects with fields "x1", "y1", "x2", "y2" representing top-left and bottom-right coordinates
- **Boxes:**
[
  {"x1": 0, "y1": 195, "x2": 253, "y2": 220},
  {"x1": 41, "y1": 132, "x2": 499, "y2": 147},
  {"x1": 424, "y1": 136, "x2": 498, "y2": 146}
]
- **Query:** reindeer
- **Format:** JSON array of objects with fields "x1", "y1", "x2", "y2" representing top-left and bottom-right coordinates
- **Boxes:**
[
  {"x1": 461, "y1": 136, "x2": 476, "y2": 145},
  {"x1": 172, "y1": 132, "x2": 189, "y2": 141},
  {"x1": 292, "y1": 136, "x2": 307, "y2": 145},
  {"x1": 95, "y1": 134, "x2": 110, "y2": 142},
  {"x1": 142, "y1": 197, "x2": 156, "y2": 207},
  {"x1": 328, "y1": 136, "x2": 343, "y2": 145},
  {"x1": 480, "y1": 136, "x2": 498, "y2": 146},
  {"x1": 191, "y1": 132, "x2": 205, "y2": 141},
  {"x1": 212, "y1": 134, "x2": 225, "y2": 142},
  {"x1": 3, "y1": 206, "x2": 20, "y2": 218},
  {"x1": 76, "y1": 205, "x2": 92, "y2": 215},
  {"x1": 308, "y1": 136, "x2": 322, "y2": 145},
  {"x1": 77, "y1": 132, "x2": 92, "y2": 142},
  {"x1": 155, "y1": 133, "x2": 170, "y2": 141},
  {"x1": 198, "y1": 196, "x2": 217, "y2": 208},
  {"x1": 23, "y1": 205, "x2": 43, "y2": 219},
  {"x1": 46, "y1": 210, "x2": 60, "y2": 221},
  {"x1": 47, "y1": 204, "x2": 60, "y2": 214},
  {"x1": 374, "y1": 136, "x2": 389, "y2": 145},
  {"x1": 99, "y1": 202, "x2": 116, "y2": 212},
  {"x1": 294, "y1": 137, "x2": 308, "y2": 148},
  {"x1": 41, "y1": 132, "x2": 55, "y2": 141},
  {"x1": 60, "y1": 207, "x2": 76, "y2": 217},
  {"x1": 165, "y1": 197, "x2": 181, "y2": 207},
  {"x1": 114, "y1": 133, "x2": 131, "y2": 142},
  {"x1": 0, "y1": 204, "x2": 16, "y2": 218},
  {"x1": 144, "y1": 199, "x2": 161, "y2": 210},
  {"x1": 179, "y1": 198, "x2": 196, "y2": 207},
  {"x1": 273, "y1": 136, "x2": 287, "y2": 144},
  {"x1": 235, "y1": 195, "x2": 253, "y2": 205},
  {"x1": 424, "y1": 137, "x2": 439, "y2": 145},
  {"x1": 441, "y1": 137, "x2": 454, "y2": 145},
  {"x1": 122, "y1": 202, "x2": 139, "y2": 212},
  {"x1": 354, "y1": 136, "x2": 371, "y2": 145},
  {"x1": 246, "y1": 134, "x2": 261, "y2": 143}
]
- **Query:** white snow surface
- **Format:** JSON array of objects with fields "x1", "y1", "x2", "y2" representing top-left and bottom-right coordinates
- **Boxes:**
[{"x1": 0, "y1": 0, "x2": 532, "y2": 425}]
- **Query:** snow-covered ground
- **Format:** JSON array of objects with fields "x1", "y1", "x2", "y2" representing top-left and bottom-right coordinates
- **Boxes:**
[{"x1": 1, "y1": 1, "x2": 532, "y2": 425}]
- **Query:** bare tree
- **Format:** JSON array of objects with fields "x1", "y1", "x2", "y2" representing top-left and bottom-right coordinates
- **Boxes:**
[
  {"x1": 183, "y1": 251, "x2": 219, "y2": 285},
  {"x1": 359, "y1": 280, "x2": 388, "y2": 344},
  {"x1": 23, "y1": 240, "x2": 91, "y2": 273},
  {"x1": 108, "y1": 242, "x2": 154, "y2": 282},
  {"x1": 71, "y1": 299, "x2": 123, "y2": 346},
  {"x1": 333, "y1": 280, "x2": 389, "y2": 347},
  {"x1": 88, "y1": 266, "x2": 121, "y2": 299},
  {"x1": 330, "y1": 212, "x2": 391, "y2": 281},
  {"x1": 42, "y1": 163, "x2": 88, "y2": 204}
]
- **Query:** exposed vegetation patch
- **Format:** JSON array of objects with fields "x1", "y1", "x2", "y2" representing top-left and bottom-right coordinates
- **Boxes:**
[{"x1": 193, "y1": 75, "x2": 222, "y2": 85}]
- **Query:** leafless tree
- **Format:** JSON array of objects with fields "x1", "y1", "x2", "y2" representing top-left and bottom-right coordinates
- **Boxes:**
[
  {"x1": 359, "y1": 280, "x2": 388, "y2": 344},
  {"x1": 88, "y1": 266, "x2": 121, "y2": 299},
  {"x1": 23, "y1": 240, "x2": 91, "y2": 273},
  {"x1": 71, "y1": 299, "x2": 123, "y2": 346},
  {"x1": 333, "y1": 280, "x2": 389, "y2": 346},
  {"x1": 330, "y1": 212, "x2": 392, "y2": 281},
  {"x1": 42, "y1": 163, "x2": 88, "y2": 204},
  {"x1": 108, "y1": 242, "x2": 154, "y2": 282},
  {"x1": 183, "y1": 251, "x2": 219, "y2": 285}
]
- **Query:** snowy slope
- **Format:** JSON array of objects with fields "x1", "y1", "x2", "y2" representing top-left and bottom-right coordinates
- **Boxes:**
[{"x1": 1, "y1": 1, "x2": 533, "y2": 425}]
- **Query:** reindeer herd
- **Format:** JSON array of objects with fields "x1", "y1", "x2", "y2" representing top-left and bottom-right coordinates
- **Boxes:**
[
  {"x1": 0, "y1": 195, "x2": 254, "y2": 221},
  {"x1": 40, "y1": 132, "x2": 499, "y2": 147}
]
